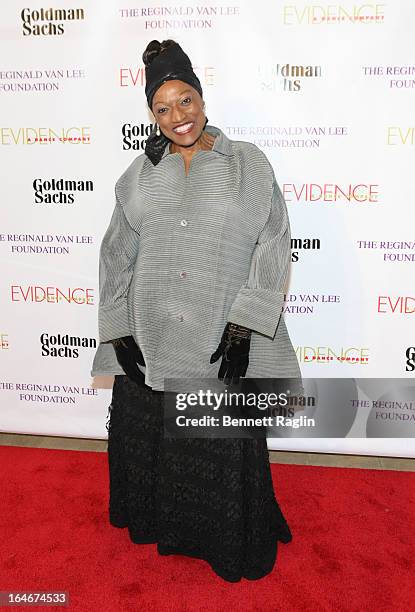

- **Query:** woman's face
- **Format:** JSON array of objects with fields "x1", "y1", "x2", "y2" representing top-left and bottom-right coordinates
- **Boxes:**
[{"x1": 151, "y1": 79, "x2": 205, "y2": 146}]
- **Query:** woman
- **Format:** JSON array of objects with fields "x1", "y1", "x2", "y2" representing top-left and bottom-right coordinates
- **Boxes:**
[{"x1": 91, "y1": 39, "x2": 302, "y2": 582}]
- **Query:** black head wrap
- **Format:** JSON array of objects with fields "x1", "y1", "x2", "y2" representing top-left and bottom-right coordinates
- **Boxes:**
[{"x1": 143, "y1": 40, "x2": 208, "y2": 166}]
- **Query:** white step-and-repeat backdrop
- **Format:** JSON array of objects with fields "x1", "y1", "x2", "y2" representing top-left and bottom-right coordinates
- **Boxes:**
[{"x1": 1, "y1": 2, "x2": 414, "y2": 457}]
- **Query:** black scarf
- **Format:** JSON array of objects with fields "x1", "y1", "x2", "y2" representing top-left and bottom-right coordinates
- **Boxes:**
[{"x1": 144, "y1": 41, "x2": 205, "y2": 166}]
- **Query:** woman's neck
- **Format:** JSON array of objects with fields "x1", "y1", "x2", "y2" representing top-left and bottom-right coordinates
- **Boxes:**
[{"x1": 169, "y1": 129, "x2": 216, "y2": 156}]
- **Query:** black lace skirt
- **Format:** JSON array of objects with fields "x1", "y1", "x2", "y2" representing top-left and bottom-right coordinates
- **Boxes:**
[{"x1": 106, "y1": 374, "x2": 292, "y2": 583}]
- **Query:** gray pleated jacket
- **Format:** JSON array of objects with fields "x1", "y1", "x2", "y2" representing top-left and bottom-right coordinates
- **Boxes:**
[{"x1": 91, "y1": 123, "x2": 302, "y2": 390}]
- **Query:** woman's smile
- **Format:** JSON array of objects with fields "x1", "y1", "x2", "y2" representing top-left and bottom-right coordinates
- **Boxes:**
[{"x1": 172, "y1": 121, "x2": 195, "y2": 135}]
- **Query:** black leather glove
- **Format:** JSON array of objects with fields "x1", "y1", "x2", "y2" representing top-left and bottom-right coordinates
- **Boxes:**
[
  {"x1": 210, "y1": 322, "x2": 252, "y2": 385},
  {"x1": 110, "y1": 335, "x2": 146, "y2": 385}
]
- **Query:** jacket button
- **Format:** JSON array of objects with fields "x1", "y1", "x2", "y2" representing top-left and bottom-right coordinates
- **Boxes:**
[
  {"x1": 179, "y1": 271, "x2": 187, "y2": 279},
  {"x1": 180, "y1": 219, "x2": 188, "y2": 227},
  {"x1": 178, "y1": 314, "x2": 184, "y2": 321}
]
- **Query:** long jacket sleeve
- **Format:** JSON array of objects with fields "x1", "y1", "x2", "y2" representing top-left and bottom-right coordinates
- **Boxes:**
[
  {"x1": 98, "y1": 190, "x2": 140, "y2": 344},
  {"x1": 227, "y1": 170, "x2": 290, "y2": 340}
]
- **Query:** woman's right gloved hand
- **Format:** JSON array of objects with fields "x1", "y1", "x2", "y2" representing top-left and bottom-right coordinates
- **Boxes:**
[{"x1": 110, "y1": 335, "x2": 146, "y2": 385}]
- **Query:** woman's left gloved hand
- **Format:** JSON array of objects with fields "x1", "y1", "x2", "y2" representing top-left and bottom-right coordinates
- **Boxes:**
[{"x1": 210, "y1": 322, "x2": 252, "y2": 385}]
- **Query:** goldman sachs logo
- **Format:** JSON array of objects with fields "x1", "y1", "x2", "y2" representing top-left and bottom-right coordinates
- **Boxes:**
[
  {"x1": 122, "y1": 123, "x2": 154, "y2": 151},
  {"x1": 259, "y1": 63, "x2": 322, "y2": 92},
  {"x1": 33, "y1": 178, "x2": 93, "y2": 204},
  {"x1": 291, "y1": 237, "x2": 320, "y2": 262},
  {"x1": 21, "y1": 8, "x2": 85, "y2": 36},
  {"x1": 40, "y1": 332, "x2": 97, "y2": 358}
]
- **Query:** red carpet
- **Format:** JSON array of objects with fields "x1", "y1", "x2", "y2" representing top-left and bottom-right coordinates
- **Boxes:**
[{"x1": 0, "y1": 445, "x2": 414, "y2": 612}]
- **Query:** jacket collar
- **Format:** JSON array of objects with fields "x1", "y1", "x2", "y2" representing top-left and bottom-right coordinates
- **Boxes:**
[{"x1": 160, "y1": 123, "x2": 233, "y2": 159}]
